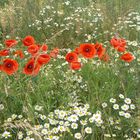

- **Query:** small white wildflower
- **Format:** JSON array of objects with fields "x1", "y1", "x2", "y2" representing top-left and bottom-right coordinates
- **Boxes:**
[
  {"x1": 125, "y1": 113, "x2": 131, "y2": 118},
  {"x1": 64, "y1": 121, "x2": 70, "y2": 127},
  {"x1": 102, "y1": 102, "x2": 108, "y2": 108},
  {"x1": 89, "y1": 117, "x2": 95, "y2": 123},
  {"x1": 68, "y1": 114, "x2": 79, "y2": 122},
  {"x1": 71, "y1": 123, "x2": 78, "y2": 129},
  {"x1": 35, "y1": 105, "x2": 43, "y2": 111},
  {"x1": 119, "y1": 111, "x2": 125, "y2": 116},
  {"x1": 65, "y1": 1, "x2": 70, "y2": 5},
  {"x1": 80, "y1": 120, "x2": 87, "y2": 126},
  {"x1": 40, "y1": 115, "x2": 46, "y2": 120},
  {"x1": 58, "y1": 125, "x2": 66, "y2": 132},
  {"x1": 0, "y1": 104, "x2": 4, "y2": 110},
  {"x1": 52, "y1": 127, "x2": 59, "y2": 134},
  {"x1": 113, "y1": 104, "x2": 119, "y2": 110},
  {"x1": 59, "y1": 121, "x2": 64, "y2": 125},
  {"x1": 2, "y1": 131, "x2": 11, "y2": 139},
  {"x1": 41, "y1": 129, "x2": 48, "y2": 135},
  {"x1": 96, "y1": 119, "x2": 103, "y2": 125},
  {"x1": 124, "y1": 98, "x2": 131, "y2": 104},
  {"x1": 53, "y1": 136, "x2": 59, "y2": 140},
  {"x1": 119, "y1": 94, "x2": 124, "y2": 99},
  {"x1": 85, "y1": 127, "x2": 92, "y2": 134},
  {"x1": 58, "y1": 110, "x2": 66, "y2": 119},
  {"x1": 18, "y1": 115, "x2": 23, "y2": 119},
  {"x1": 121, "y1": 104, "x2": 129, "y2": 111},
  {"x1": 27, "y1": 131, "x2": 33, "y2": 136},
  {"x1": 6, "y1": 35, "x2": 10, "y2": 39},
  {"x1": 11, "y1": 114, "x2": 17, "y2": 120},
  {"x1": 7, "y1": 118, "x2": 12, "y2": 122},
  {"x1": 92, "y1": 113, "x2": 101, "y2": 121},
  {"x1": 74, "y1": 133, "x2": 82, "y2": 139},
  {"x1": 130, "y1": 104, "x2": 136, "y2": 110},
  {"x1": 110, "y1": 98, "x2": 116, "y2": 103},
  {"x1": 17, "y1": 131, "x2": 23, "y2": 139},
  {"x1": 44, "y1": 123, "x2": 50, "y2": 128}
]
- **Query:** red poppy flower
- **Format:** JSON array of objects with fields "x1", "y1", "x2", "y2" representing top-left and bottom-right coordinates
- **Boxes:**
[
  {"x1": 14, "y1": 50, "x2": 24, "y2": 59},
  {"x1": 0, "y1": 64, "x2": 2, "y2": 71},
  {"x1": 40, "y1": 44, "x2": 48, "y2": 52},
  {"x1": 110, "y1": 37, "x2": 126, "y2": 52},
  {"x1": 27, "y1": 45, "x2": 39, "y2": 55},
  {"x1": 79, "y1": 43, "x2": 96, "y2": 58},
  {"x1": 0, "y1": 49, "x2": 9, "y2": 56},
  {"x1": 23, "y1": 59, "x2": 41, "y2": 76},
  {"x1": 120, "y1": 53, "x2": 134, "y2": 62},
  {"x1": 50, "y1": 48, "x2": 59, "y2": 58},
  {"x1": 23, "y1": 36, "x2": 35, "y2": 46},
  {"x1": 74, "y1": 47, "x2": 80, "y2": 55},
  {"x1": 37, "y1": 54, "x2": 51, "y2": 65},
  {"x1": 5, "y1": 39, "x2": 18, "y2": 48},
  {"x1": 70, "y1": 61, "x2": 82, "y2": 70},
  {"x1": 95, "y1": 43, "x2": 106, "y2": 59},
  {"x1": 101, "y1": 53, "x2": 110, "y2": 62},
  {"x1": 1, "y1": 59, "x2": 18, "y2": 75},
  {"x1": 65, "y1": 52, "x2": 78, "y2": 63}
]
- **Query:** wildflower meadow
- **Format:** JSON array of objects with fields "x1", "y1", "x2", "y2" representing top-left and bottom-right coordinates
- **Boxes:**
[{"x1": 0, "y1": 0, "x2": 140, "y2": 140}]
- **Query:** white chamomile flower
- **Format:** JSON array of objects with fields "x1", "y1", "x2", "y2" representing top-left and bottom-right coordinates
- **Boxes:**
[
  {"x1": 40, "y1": 115, "x2": 46, "y2": 120},
  {"x1": 58, "y1": 110, "x2": 66, "y2": 119},
  {"x1": 58, "y1": 125, "x2": 66, "y2": 132},
  {"x1": 89, "y1": 117, "x2": 95, "y2": 123},
  {"x1": 65, "y1": 1, "x2": 70, "y2": 5},
  {"x1": 96, "y1": 119, "x2": 103, "y2": 125},
  {"x1": 121, "y1": 104, "x2": 129, "y2": 111},
  {"x1": 119, "y1": 94, "x2": 124, "y2": 99},
  {"x1": 41, "y1": 129, "x2": 48, "y2": 135},
  {"x1": 44, "y1": 123, "x2": 50, "y2": 128},
  {"x1": 18, "y1": 131, "x2": 23, "y2": 139},
  {"x1": 64, "y1": 121, "x2": 70, "y2": 127},
  {"x1": 68, "y1": 114, "x2": 79, "y2": 122},
  {"x1": 74, "y1": 133, "x2": 82, "y2": 139},
  {"x1": 124, "y1": 98, "x2": 131, "y2": 104},
  {"x1": 35, "y1": 105, "x2": 43, "y2": 111},
  {"x1": 11, "y1": 114, "x2": 17, "y2": 120},
  {"x1": 0, "y1": 104, "x2": 4, "y2": 110},
  {"x1": 130, "y1": 104, "x2": 136, "y2": 110},
  {"x1": 54, "y1": 109, "x2": 59, "y2": 115},
  {"x1": 110, "y1": 98, "x2": 116, "y2": 103},
  {"x1": 102, "y1": 102, "x2": 108, "y2": 108},
  {"x1": 71, "y1": 123, "x2": 78, "y2": 129},
  {"x1": 52, "y1": 127, "x2": 59, "y2": 134},
  {"x1": 2, "y1": 131, "x2": 11, "y2": 139},
  {"x1": 59, "y1": 121, "x2": 64, "y2": 125},
  {"x1": 85, "y1": 127, "x2": 92, "y2": 134},
  {"x1": 119, "y1": 111, "x2": 125, "y2": 116},
  {"x1": 113, "y1": 104, "x2": 119, "y2": 110},
  {"x1": 92, "y1": 113, "x2": 101, "y2": 121},
  {"x1": 27, "y1": 131, "x2": 33, "y2": 136},
  {"x1": 18, "y1": 115, "x2": 23, "y2": 119},
  {"x1": 80, "y1": 120, "x2": 87, "y2": 126},
  {"x1": 53, "y1": 136, "x2": 59, "y2": 140},
  {"x1": 84, "y1": 104, "x2": 90, "y2": 109},
  {"x1": 124, "y1": 113, "x2": 131, "y2": 118},
  {"x1": 7, "y1": 118, "x2": 12, "y2": 122}
]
